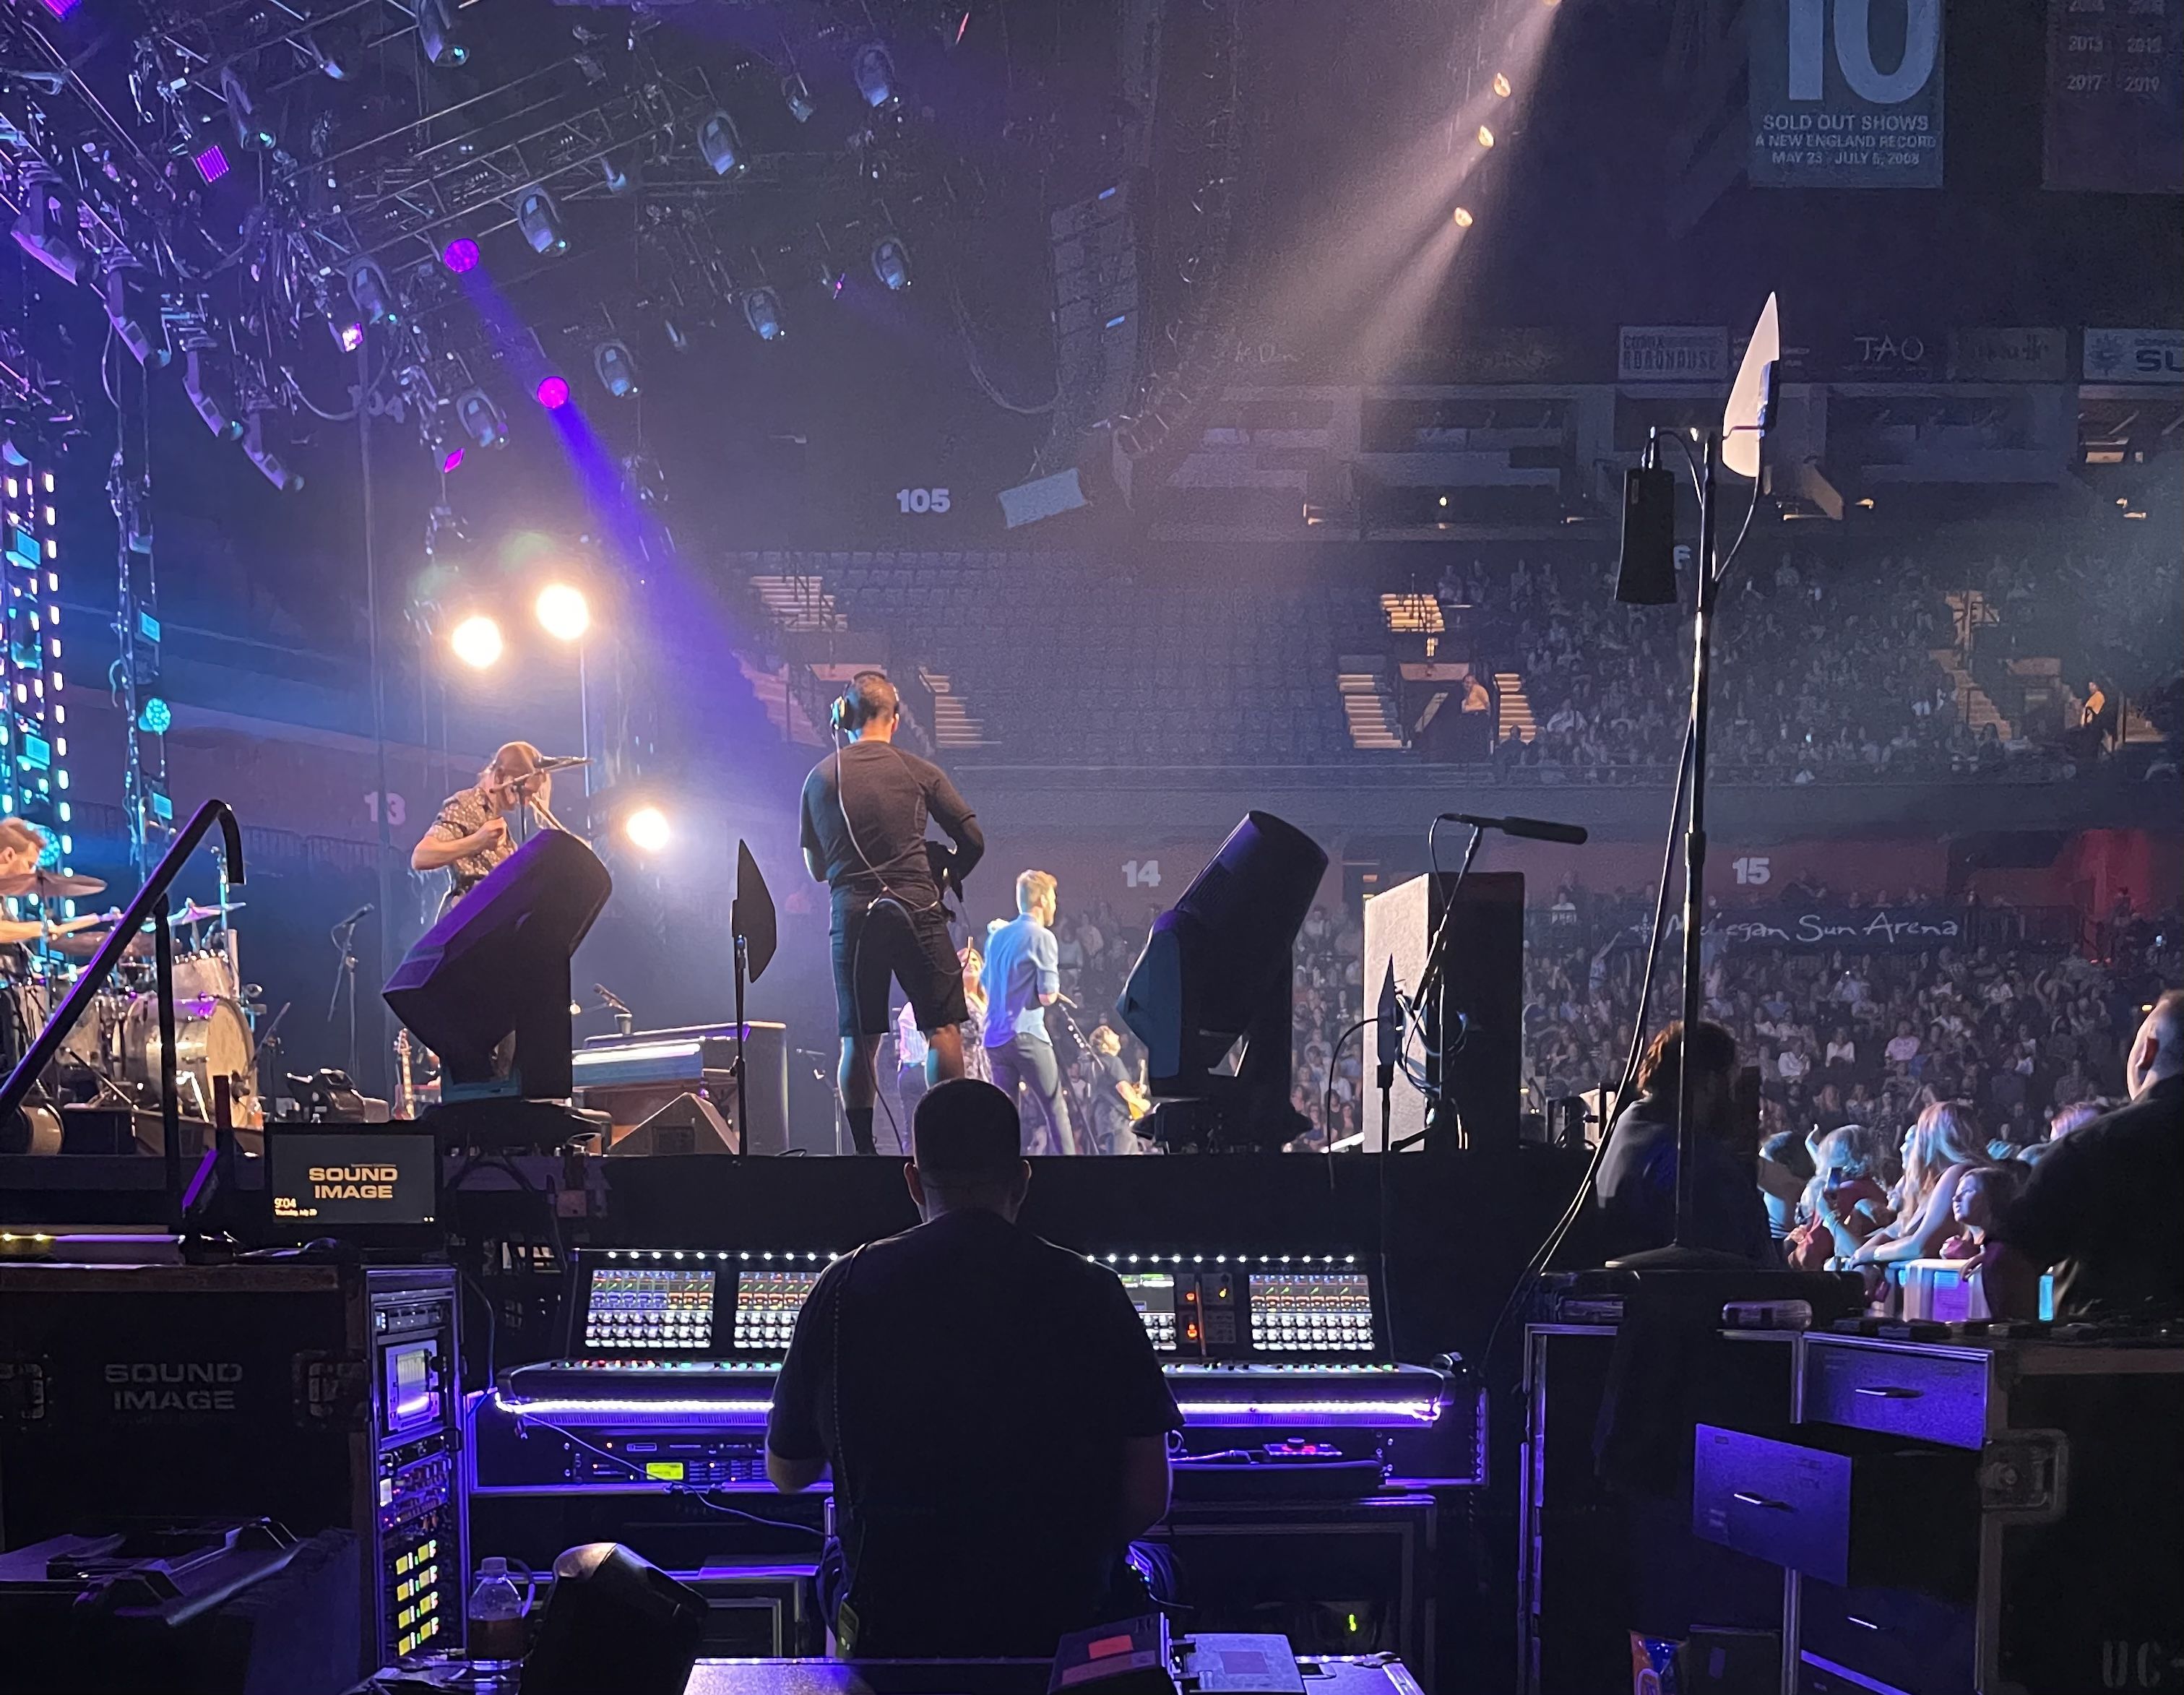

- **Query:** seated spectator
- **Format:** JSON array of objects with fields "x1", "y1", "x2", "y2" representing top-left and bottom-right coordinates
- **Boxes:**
[
  {"x1": 1592, "y1": 1021, "x2": 1772, "y2": 1264},
  {"x1": 1980, "y1": 991, "x2": 2184, "y2": 1321},
  {"x1": 1760, "y1": 1123, "x2": 1816, "y2": 1239},
  {"x1": 1938, "y1": 1162, "x2": 2029, "y2": 1261},
  {"x1": 1855, "y1": 1100, "x2": 1985, "y2": 1264},
  {"x1": 1784, "y1": 1124, "x2": 1896, "y2": 1267},
  {"x1": 1885, "y1": 1019, "x2": 1922, "y2": 1069}
]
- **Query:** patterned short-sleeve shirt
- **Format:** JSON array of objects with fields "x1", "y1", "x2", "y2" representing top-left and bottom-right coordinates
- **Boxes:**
[{"x1": 428, "y1": 785, "x2": 513, "y2": 907}]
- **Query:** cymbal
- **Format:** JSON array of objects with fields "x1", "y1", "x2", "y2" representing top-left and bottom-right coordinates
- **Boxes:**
[
  {"x1": 172, "y1": 899, "x2": 244, "y2": 924},
  {"x1": 0, "y1": 870, "x2": 107, "y2": 900}
]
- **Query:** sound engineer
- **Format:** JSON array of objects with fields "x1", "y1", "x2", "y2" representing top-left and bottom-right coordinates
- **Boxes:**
[{"x1": 765, "y1": 1078, "x2": 1181, "y2": 1657}]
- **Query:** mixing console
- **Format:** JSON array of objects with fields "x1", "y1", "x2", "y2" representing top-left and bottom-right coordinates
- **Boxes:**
[{"x1": 471, "y1": 1245, "x2": 1482, "y2": 1493}]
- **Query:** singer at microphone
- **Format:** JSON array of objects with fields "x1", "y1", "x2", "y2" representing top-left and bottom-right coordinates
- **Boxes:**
[{"x1": 409, "y1": 739, "x2": 556, "y2": 917}]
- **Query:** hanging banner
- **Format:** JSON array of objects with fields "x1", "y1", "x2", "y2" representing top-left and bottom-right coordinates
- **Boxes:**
[
  {"x1": 2044, "y1": 0, "x2": 2184, "y2": 193},
  {"x1": 1749, "y1": 0, "x2": 1945, "y2": 187},
  {"x1": 1606, "y1": 903, "x2": 1969, "y2": 954},
  {"x1": 1714, "y1": 903, "x2": 1969, "y2": 951}
]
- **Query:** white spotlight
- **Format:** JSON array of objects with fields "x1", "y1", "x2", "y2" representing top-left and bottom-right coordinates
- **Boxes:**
[
  {"x1": 535, "y1": 582, "x2": 590, "y2": 643},
  {"x1": 624, "y1": 806, "x2": 670, "y2": 853},
  {"x1": 450, "y1": 613, "x2": 504, "y2": 670}
]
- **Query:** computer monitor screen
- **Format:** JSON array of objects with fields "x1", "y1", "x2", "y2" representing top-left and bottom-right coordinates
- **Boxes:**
[
  {"x1": 581, "y1": 1266, "x2": 718, "y2": 1353},
  {"x1": 267, "y1": 1127, "x2": 439, "y2": 1232}
]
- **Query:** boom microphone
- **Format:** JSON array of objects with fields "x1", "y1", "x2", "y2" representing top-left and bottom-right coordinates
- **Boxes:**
[
  {"x1": 1436, "y1": 812, "x2": 1590, "y2": 847},
  {"x1": 534, "y1": 754, "x2": 590, "y2": 772}
]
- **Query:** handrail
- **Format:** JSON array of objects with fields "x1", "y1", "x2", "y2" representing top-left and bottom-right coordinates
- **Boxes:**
[{"x1": 0, "y1": 799, "x2": 246, "y2": 1226}]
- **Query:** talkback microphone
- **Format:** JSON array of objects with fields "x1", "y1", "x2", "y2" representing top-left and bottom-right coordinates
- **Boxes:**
[{"x1": 1436, "y1": 812, "x2": 1589, "y2": 846}]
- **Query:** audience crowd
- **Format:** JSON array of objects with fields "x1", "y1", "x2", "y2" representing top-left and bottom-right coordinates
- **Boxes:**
[
  {"x1": 928, "y1": 876, "x2": 2172, "y2": 1187},
  {"x1": 1438, "y1": 549, "x2": 2147, "y2": 783},
  {"x1": 1523, "y1": 888, "x2": 2178, "y2": 1269}
]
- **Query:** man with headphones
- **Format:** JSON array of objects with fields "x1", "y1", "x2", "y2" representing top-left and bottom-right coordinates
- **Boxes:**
[{"x1": 800, "y1": 671, "x2": 985, "y2": 1155}]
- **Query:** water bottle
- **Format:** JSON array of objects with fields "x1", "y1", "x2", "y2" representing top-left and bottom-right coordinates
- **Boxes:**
[{"x1": 465, "y1": 1556, "x2": 535, "y2": 1671}]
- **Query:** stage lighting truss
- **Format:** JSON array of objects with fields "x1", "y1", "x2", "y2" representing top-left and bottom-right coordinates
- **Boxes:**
[{"x1": 0, "y1": 0, "x2": 980, "y2": 460}]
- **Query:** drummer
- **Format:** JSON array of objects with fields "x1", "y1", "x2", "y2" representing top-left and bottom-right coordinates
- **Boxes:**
[{"x1": 0, "y1": 821, "x2": 111, "y2": 949}]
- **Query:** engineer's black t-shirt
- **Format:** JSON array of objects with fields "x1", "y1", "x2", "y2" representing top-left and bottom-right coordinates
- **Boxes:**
[
  {"x1": 799, "y1": 743, "x2": 980, "y2": 913},
  {"x1": 1995, "y1": 1072, "x2": 2184, "y2": 1321},
  {"x1": 767, "y1": 1208, "x2": 1182, "y2": 1656}
]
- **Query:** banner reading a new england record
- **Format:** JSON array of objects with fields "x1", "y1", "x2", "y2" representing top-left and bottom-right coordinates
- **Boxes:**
[{"x1": 1750, "y1": 0, "x2": 1945, "y2": 187}]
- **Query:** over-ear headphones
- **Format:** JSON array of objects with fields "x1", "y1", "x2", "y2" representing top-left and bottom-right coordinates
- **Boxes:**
[{"x1": 833, "y1": 670, "x2": 892, "y2": 736}]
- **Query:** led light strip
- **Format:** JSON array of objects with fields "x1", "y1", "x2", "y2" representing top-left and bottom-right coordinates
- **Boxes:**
[
  {"x1": 496, "y1": 1394, "x2": 775, "y2": 1420},
  {"x1": 496, "y1": 1391, "x2": 1439, "y2": 1426},
  {"x1": 0, "y1": 465, "x2": 69, "y2": 876},
  {"x1": 1173, "y1": 1399, "x2": 1442, "y2": 1426}
]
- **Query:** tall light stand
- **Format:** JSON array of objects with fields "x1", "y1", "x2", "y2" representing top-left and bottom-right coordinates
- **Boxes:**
[
  {"x1": 1671, "y1": 429, "x2": 1724, "y2": 1257},
  {"x1": 358, "y1": 340, "x2": 395, "y2": 1095}
]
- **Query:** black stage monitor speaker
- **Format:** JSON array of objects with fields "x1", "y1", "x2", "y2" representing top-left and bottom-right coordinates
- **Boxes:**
[
  {"x1": 1615, "y1": 463, "x2": 1678, "y2": 605},
  {"x1": 1118, "y1": 811, "x2": 1329, "y2": 1151},
  {"x1": 610, "y1": 1092, "x2": 737, "y2": 1157},
  {"x1": 0, "y1": 1521, "x2": 361, "y2": 1695},
  {"x1": 384, "y1": 830, "x2": 610, "y2": 1102},
  {"x1": 522, "y1": 1543, "x2": 705, "y2": 1695}
]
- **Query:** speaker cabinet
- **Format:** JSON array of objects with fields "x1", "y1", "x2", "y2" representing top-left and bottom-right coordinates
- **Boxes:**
[
  {"x1": 1361, "y1": 870, "x2": 1524, "y2": 1152},
  {"x1": 610, "y1": 1093, "x2": 738, "y2": 1157}
]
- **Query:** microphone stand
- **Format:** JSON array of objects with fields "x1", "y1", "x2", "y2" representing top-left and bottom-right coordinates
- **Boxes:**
[
  {"x1": 1612, "y1": 420, "x2": 1761, "y2": 1271},
  {"x1": 1402, "y1": 819, "x2": 1485, "y2": 1150},
  {"x1": 327, "y1": 914, "x2": 363, "y2": 1079}
]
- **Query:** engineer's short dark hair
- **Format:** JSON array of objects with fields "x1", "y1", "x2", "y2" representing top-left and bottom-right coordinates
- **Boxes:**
[
  {"x1": 912, "y1": 1079, "x2": 1022, "y2": 1184},
  {"x1": 841, "y1": 670, "x2": 898, "y2": 732}
]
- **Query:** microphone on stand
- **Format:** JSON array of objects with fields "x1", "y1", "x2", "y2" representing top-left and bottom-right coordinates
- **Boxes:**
[
  {"x1": 333, "y1": 903, "x2": 374, "y2": 931},
  {"x1": 1436, "y1": 812, "x2": 1589, "y2": 846},
  {"x1": 534, "y1": 754, "x2": 590, "y2": 772}
]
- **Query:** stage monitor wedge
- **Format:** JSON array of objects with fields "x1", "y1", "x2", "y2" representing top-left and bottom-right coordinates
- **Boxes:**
[
  {"x1": 384, "y1": 829, "x2": 610, "y2": 1103},
  {"x1": 1118, "y1": 811, "x2": 1328, "y2": 1152}
]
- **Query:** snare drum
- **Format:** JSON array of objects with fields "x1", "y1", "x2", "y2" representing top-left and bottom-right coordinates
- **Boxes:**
[{"x1": 170, "y1": 947, "x2": 241, "y2": 1004}]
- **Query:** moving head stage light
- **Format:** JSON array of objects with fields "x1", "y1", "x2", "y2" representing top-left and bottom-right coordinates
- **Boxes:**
[{"x1": 1118, "y1": 811, "x2": 1329, "y2": 1152}]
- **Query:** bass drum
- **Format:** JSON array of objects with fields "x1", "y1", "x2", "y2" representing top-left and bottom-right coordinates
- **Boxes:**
[{"x1": 121, "y1": 996, "x2": 256, "y2": 1121}]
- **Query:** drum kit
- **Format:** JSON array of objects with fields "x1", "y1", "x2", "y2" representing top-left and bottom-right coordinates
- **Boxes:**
[{"x1": 0, "y1": 869, "x2": 262, "y2": 1132}]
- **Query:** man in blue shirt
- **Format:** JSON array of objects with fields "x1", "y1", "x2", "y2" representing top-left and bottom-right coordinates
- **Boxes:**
[{"x1": 981, "y1": 871, "x2": 1079, "y2": 1154}]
